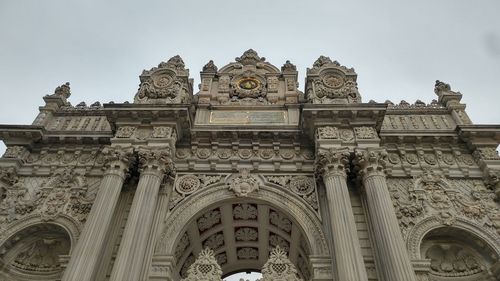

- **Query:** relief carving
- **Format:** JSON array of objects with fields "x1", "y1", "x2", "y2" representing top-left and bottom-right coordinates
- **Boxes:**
[{"x1": 134, "y1": 55, "x2": 191, "y2": 104}]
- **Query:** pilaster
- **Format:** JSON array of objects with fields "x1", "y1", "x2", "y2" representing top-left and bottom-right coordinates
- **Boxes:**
[
  {"x1": 354, "y1": 148, "x2": 417, "y2": 281},
  {"x1": 316, "y1": 147, "x2": 368, "y2": 281}
]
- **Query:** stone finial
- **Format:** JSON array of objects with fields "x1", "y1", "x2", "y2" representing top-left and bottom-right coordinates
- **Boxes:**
[
  {"x1": 281, "y1": 60, "x2": 297, "y2": 72},
  {"x1": 53, "y1": 82, "x2": 71, "y2": 99},
  {"x1": 235, "y1": 49, "x2": 266, "y2": 65},
  {"x1": 260, "y1": 246, "x2": 303, "y2": 281},
  {"x1": 434, "y1": 80, "x2": 461, "y2": 96},
  {"x1": 180, "y1": 248, "x2": 223, "y2": 281},
  {"x1": 158, "y1": 55, "x2": 186, "y2": 70},
  {"x1": 202, "y1": 60, "x2": 218, "y2": 73},
  {"x1": 313, "y1": 55, "x2": 335, "y2": 68}
]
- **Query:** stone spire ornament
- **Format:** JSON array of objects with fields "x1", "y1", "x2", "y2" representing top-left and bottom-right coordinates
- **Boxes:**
[
  {"x1": 258, "y1": 246, "x2": 303, "y2": 281},
  {"x1": 180, "y1": 248, "x2": 223, "y2": 281}
]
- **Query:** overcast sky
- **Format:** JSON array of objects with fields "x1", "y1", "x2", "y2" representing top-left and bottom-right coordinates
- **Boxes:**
[{"x1": 0, "y1": 1, "x2": 499, "y2": 279}]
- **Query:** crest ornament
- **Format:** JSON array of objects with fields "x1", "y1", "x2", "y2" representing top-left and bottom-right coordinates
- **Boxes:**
[
  {"x1": 180, "y1": 248, "x2": 223, "y2": 281},
  {"x1": 228, "y1": 169, "x2": 259, "y2": 197},
  {"x1": 259, "y1": 246, "x2": 303, "y2": 281}
]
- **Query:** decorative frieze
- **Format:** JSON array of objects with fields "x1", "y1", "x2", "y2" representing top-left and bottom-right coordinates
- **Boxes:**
[
  {"x1": 388, "y1": 171, "x2": 500, "y2": 238},
  {"x1": 0, "y1": 168, "x2": 100, "y2": 228}
]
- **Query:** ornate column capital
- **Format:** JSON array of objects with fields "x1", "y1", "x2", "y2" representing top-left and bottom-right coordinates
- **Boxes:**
[
  {"x1": 353, "y1": 148, "x2": 388, "y2": 180},
  {"x1": 102, "y1": 146, "x2": 135, "y2": 176},
  {"x1": 137, "y1": 147, "x2": 175, "y2": 177},
  {"x1": 315, "y1": 147, "x2": 351, "y2": 178}
]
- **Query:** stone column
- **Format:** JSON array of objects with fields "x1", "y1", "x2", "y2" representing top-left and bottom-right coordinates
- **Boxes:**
[
  {"x1": 62, "y1": 147, "x2": 134, "y2": 281},
  {"x1": 354, "y1": 149, "x2": 417, "y2": 281},
  {"x1": 110, "y1": 147, "x2": 174, "y2": 281},
  {"x1": 316, "y1": 148, "x2": 368, "y2": 281}
]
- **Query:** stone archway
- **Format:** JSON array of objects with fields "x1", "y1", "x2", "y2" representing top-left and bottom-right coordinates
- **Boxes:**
[
  {"x1": 174, "y1": 199, "x2": 311, "y2": 279},
  {"x1": 156, "y1": 182, "x2": 331, "y2": 280},
  {"x1": 0, "y1": 223, "x2": 72, "y2": 281}
]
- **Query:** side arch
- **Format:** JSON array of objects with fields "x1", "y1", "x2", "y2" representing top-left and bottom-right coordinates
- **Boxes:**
[
  {"x1": 0, "y1": 213, "x2": 82, "y2": 253},
  {"x1": 156, "y1": 183, "x2": 330, "y2": 257},
  {"x1": 406, "y1": 216, "x2": 500, "y2": 260}
]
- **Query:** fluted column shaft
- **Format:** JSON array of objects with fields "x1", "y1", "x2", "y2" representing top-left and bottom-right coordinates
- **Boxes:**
[
  {"x1": 316, "y1": 148, "x2": 368, "y2": 281},
  {"x1": 62, "y1": 147, "x2": 134, "y2": 281},
  {"x1": 110, "y1": 148, "x2": 174, "y2": 281},
  {"x1": 355, "y1": 149, "x2": 417, "y2": 281}
]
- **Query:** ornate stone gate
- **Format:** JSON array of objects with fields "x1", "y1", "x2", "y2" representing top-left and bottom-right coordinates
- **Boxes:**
[{"x1": 0, "y1": 50, "x2": 499, "y2": 281}]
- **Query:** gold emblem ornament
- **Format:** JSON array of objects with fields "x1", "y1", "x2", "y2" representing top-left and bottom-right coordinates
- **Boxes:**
[{"x1": 237, "y1": 78, "x2": 260, "y2": 90}]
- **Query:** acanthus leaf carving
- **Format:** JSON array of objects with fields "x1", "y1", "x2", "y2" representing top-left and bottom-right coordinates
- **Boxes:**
[
  {"x1": 315, "y1": 147, "x2": 351, "y2": 178},
  {"x1": 353, "y1": 148, "x2": 388, "y2": 179},
  {"x1": 138, "y1": 147, "x2": 175, "y2": 176}
]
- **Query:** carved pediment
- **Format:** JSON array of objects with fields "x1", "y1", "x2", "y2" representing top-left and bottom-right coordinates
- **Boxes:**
[
  {"x1": 197, "y1": 49, "x2": 301, "y2": 105},
  {"x1": 134, "y1": 55, "x2": 193, "y2": 104},
  {"x1": 306, "y1": 56, "x2": 361, "y2": 104}
]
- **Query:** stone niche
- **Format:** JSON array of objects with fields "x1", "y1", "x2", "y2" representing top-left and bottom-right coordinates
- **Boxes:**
[
  {"x1": 420, "y1": 227, "x2": 499, "y2": 281},
  {"x1": 0, "y1": 224, "x2": 71, "y2": 281},
  {"x1": 194, "y1": 49, "x2": 302, "y2": 127}
]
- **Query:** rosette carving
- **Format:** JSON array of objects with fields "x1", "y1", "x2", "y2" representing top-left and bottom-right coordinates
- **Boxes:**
[
  {"x1": 137, "y1": 148, "x2": 175, "y2": 176},
  {"x1": 353, "y1": 149, "x2": 388, "y2": 179},
  {"x1": 315, "y1": 148, "x2": 351, "y2": 178}
]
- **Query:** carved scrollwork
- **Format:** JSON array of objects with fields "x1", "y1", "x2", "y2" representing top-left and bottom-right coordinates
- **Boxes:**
[
  {"x1": 134, "y1": 55, "x2": 191, "y2": 104},
  {"x1": 315, "y1": 147, "x2": 351, "y2": 178},
  {"x1": 388, "y1": 172, "x2": 500, "y2": 239},
  {"x1": 266, "y1": 175, "x2": 318, "y2": 210},
  {"x1": 306, "y1": 56, "x2": 361, "y2": 104}
]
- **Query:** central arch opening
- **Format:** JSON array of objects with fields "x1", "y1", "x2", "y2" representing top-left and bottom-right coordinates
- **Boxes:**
[
  {"x1": 173, "y1": 200, "x2": 312, "y2": 280},
  {"x1": 224, "y1": 271, "x2": 262, "y2": 281}
]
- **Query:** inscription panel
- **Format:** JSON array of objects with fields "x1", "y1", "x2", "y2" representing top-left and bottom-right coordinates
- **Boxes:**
[{"x1": 209, "y1": 111, "x2": 287, "y2": 124}]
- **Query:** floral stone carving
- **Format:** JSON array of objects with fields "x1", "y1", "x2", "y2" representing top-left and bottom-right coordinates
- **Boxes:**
[
  {"x1": 180, "y1": 248, "x2": 223, "y2": 281},
  {"x1": 306, "y1": 56, "x2": 361, "y2": 104},
  {"x1": 134, "y1": 55, "x2": 191, "y2": 104}
]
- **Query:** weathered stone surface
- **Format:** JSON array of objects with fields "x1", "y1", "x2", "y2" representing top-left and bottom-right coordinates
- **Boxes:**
[{"x1": 0, "y1": 51, "x2": 498, "y2": 281}]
